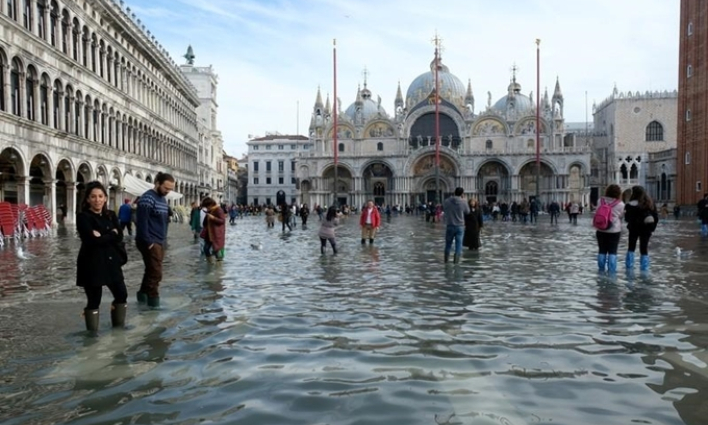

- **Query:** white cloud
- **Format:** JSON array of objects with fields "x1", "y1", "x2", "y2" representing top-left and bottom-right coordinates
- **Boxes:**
[{"x1": 128, "y1": 0, "x2": 680, "y2": 157}]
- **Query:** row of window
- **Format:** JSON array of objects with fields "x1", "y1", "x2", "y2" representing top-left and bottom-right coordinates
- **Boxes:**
[
  {"x1": 252, "y1": 160, "x2": 296, "y2": 173},
  {"x1": 3, "y1": 0, "x2": 196, "y2": 130},
  {"x1": 253, "y1": 177, "x2": 297, "y2": 185},
  {"x1": 251, "y1": 198, "x2": 297, "y2": 207},
  {"x1": 252, "y1": 144, "x2": 299, "y2": 151},
  {"x1": 0, "y1": 54, "x2": 197, "y2": 170}
]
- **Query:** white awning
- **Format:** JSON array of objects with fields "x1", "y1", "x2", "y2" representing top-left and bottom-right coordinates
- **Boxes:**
[{"x1": 123, "y1": 173, "x2": 183, "y2": 201}]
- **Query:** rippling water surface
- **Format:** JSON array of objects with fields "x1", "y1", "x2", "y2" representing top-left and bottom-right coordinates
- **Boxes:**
[{"x1": 0, "y1": 214, "x2": 707, "y2": 425}]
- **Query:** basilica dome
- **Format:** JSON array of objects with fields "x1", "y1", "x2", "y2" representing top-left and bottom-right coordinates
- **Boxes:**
[
  {"x1": 406, "y1": 57, "x2": 466, "y2": 107},
  {"x1": 493, "y1": 80, "x2": 534, "y2": 114},
  {"x1": 345, "y1": 86, "x2": 387, "y2": 122}
]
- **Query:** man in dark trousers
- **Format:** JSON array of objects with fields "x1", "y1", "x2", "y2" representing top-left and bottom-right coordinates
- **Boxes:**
[
  {"x1": 135, "y1": 172, "x2": 175, "y2": 308},
  {"x1": 118, "y1": 198, "x2": 133, "y2": 236},
  {"x1": 443, "y1": 187, "x2": 470, "y2": 264}
]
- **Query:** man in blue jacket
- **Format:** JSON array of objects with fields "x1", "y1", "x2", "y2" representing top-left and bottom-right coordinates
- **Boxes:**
[
  {"x1": 135, "y1": 172, "x2": 175, "y2": 307},
  {"x1": 118, "y1": 198, "x2": 133, "y2": 236}
]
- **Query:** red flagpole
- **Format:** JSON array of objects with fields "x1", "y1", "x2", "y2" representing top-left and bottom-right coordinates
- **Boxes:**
[
  {"x1": 434, "y1": 43, "x2": 440, "y2": 202},
  {"x1": 333, "y1": 39, "x2": 338, "y2": 204},
  {"x1": 535, "y1": 39, "x2": 541, "y2": 202}
]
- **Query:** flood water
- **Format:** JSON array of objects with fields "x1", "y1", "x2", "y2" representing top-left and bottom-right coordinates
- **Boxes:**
[{"x1": 0, "y1": 214, "x2": 707, "y2": 425}]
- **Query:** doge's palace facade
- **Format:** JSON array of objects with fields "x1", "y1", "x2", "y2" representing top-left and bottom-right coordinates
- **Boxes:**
[{"x1": 0, "y1": 0, "x2": 202, "y2": 224}]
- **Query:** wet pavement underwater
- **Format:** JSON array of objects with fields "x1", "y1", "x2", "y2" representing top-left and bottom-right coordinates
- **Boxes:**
[{"x1": 0, "y1": 214, "x2": 707, "y2": 425}]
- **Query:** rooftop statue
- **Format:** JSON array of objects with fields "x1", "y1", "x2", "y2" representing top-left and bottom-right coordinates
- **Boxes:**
[{"x1": 184, "y1": 45, "x2": 195, "y2": 65}]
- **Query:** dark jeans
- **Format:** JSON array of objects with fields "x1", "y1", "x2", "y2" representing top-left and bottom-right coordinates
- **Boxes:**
[
  {"x1": 596, "y1": 231, "x2": 621, "y2": 255},
  {"x1": 120, "y1": 221, "x2": 132, "y2": 236},
  {"x1": 444, "y1": 225, "x2": 465, "y2": 256},
  {"x1": 320, "y1": 237, "x2": 336, "y2": 253},
  {"x1": 282, "y1": 219, "x2": 292, "y2": 232},
  {"x1": 628, "y1": 231, "x2": 651, "y2": 255},
  {"x1": 137, "y1": 241, "x2": 164, "y2": 298},
  {"x1": 84, "y1": 283, "x2": 127, "y2": 310},
  {"x1": 203, "y1": 240, "x2": 225, "y2": 260},
  {"x1": 570, "y1": 213, "x2": 578, "y2": 224},
  {"x1": 550, "y1": 212, "x2": 559, "y2": 224}
]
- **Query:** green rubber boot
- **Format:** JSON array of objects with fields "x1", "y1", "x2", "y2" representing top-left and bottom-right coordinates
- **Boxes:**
[
  {"x1": 111, "y1": 303, "x2": 127, "y2": 328},
  {"x1": 84, "y1": 309, "x2": 99, "y2": 332}
]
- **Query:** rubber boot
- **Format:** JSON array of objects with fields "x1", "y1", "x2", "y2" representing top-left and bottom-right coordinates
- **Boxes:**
[
  {"x1": 136, "y1": 291, "x2": 147, "y2": 304},
  {"x1": 84, "y1": 309, "x2": 99, "y2": 332},
  {"x1": 607, "y1": 254, "x2": 618, "y2": 273},
  {"x1": 597, "y1": 254, "x2": 607, "y2": 272},
  {"x1": 625, "y1": 251, "x2": 635, "y2": 269},
  {"x1": 640, "y1": 255, "x2": 650, "y2": 271},
  {"x1": 147, "y1": 296, "x2": 160, "y2": 309},
  {"x1": 111, "y1": 303, "x2": 127, "y2": 328},
  {"x1": 702, "y1": 224, "x2": 708, "y2": 236},
  {"x1": 332, "y1": 244, "x2": 338, "y2": 255},
  {"x1": 361, "y1": 238, "x2": 366, "y2": 245},
  {"x1": 444, "y1": 252, "x2": 450, "y2": 263},
  {"x1": 453, "y1": 253, "x2": 460, "y2": 264},
  {"x1": 206, "y1": 255, "x2": 215, "y2": 264},
  {"x1": 321, "y1": 245, "x2": 325, "y2": 255},
  {"x1": 369, "y1": 238, "x2": 374, "y2": 244}
]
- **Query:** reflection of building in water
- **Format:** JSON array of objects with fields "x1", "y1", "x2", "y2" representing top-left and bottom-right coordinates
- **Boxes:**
[{"x1": 298, "y1": 51, "x2": 591, "y2": 207}]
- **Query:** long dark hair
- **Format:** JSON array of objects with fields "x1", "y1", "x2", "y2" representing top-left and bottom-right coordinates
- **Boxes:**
[
  {"x1": 630, "y1": 185, "x2": 654, "y2": 210},
  {"x1": 81, "y1": 181, "x2": 108, "y2": 213},
  {"x1": 326, "y1": 206, "x2": 337, "y2": 221}
]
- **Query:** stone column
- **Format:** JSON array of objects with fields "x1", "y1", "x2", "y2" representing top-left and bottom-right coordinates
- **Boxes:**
[
  {"x1": 16, "y1": 176, "x2": 29, "y2": 205},
  {"x1": 44, "y1": 178, "x2": 57, "y2": 226},
  {"x1": 116, "y1": 118, "x2": 122, "y2": 150},
  {"x1": 32, "y1": 76, "x2": 41, "y2": 122},
  {"x1": 55, "y1": 89, "x2": 64, "y2": 131},
  {"x1": 86, "y1": 104, "x2": 94, "y2": 141},
  {"x1": 67, "y1": 183, "x2": 76, "y2": 225},
  {"x1": 67, "y1": 95, "x2": 75, "y2": 134},
  {"x1": 76, "y1": 99, "x2": 84, "y2": 138},
  {"x1": 2, "y1": 64, "x2": 10, "y2": 113},
  {"x1": 42, "y1": 6, "x2": 50, "y2": 43},
  {"x1": 18, "y1": 71, "x2": 27, "y2": 118},
  {"x1": 106, "y1": 56, "x2": 113, "y2": 85}
]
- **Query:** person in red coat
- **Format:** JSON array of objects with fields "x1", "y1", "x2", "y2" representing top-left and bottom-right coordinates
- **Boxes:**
[
  {"x1": 359, "y1": 200, "x2": 381, "y2": 244},
  {"x1": 200, "y1": 197, "x2": 226, "y2": 263}
]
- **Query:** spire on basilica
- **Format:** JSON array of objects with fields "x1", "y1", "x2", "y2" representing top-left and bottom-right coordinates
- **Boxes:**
[
  {"x1": 543, "y1": 87, "x2": 550, "y2": 110},
  {"x1": 552, "y1": 77, "x2": 564, "y2": 100},
  {"x1": 355, "y1": 84, "x2": 363, "y2": 106},
  {"x1": 314, "y1": 86, "x2": 324, "y2": 109},
  {"x1": 395, "y1": 81, "x2": 404, "y2": 109},
  {"x1": 324, "y1": 94, "x2": 331, "y2": 115},
  {"x1": 465, "y1": 79, "x2": 475, "y2": 106}
]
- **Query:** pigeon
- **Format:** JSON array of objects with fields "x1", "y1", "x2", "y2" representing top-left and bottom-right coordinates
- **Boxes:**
[
  {"x1": 675, "y1": 247, "x2": 694, "y2": 258},
  {"x1": 250, "y1": 242, "x2": 263, "y2": 250}
]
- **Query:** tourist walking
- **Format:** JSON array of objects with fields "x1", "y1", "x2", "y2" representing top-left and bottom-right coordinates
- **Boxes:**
[
  {"x1": 698, "y1": 193, "x2": 708, "y2": 236},
  {"x1": 463, "y1": 199, "x2": 484, "y2": 251},
  {"x1": 318, "y1": 206, "x2": 339, "y2": 255},
  {"x1": 135, "y1": 172, "x2": 174, "y2": 308},
  {"x1": 593, "y1": 184, "x2": 624, "y2": 273},
  {"x1": 569, "y1": 201, "x2": 580, "y2": 225},
  {"x1": 360, "y1": 200, "x2": 381, "y2": 244},
  {"x1": 201, "y1": 197, "x2": 226, "y2": 263},
  {"x1": 548, "y1": 200, "x2": 560, "y2": 224},
  {"x1": 76, "y1": 181, "x2": 127, "y2": 332},
  {"x1": 280, "y1": 203, "x2": 292, "y2": 232},
  {"x1": 189, "y1": 201, "x2": 202, "y2": 240},
  {"x1": 300, "y1": 203, "x2": 310, "y2": 226},
  {"x1": 443, "y1": 187, "x2": 470, "y2": 263},
  {"x1": 265, "y1": 205, "x2": 276, "y2": 228},
  {"x1": 228, "y1": 204, "x2": 238, "y2": 225},
  {"x1": 624, "y1": 186, "x2": 658, "y2": 272},
  {"x1": 118, "y1": 198, "x2": 133, "y2": 236}
]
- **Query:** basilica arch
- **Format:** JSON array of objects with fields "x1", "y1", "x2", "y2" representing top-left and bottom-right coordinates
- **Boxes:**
[
  {"x1": 322, "y1": 163, "x2": 354, "y2": 206},
  {"x1": 406, "y1": 109, "x2": 464, "y2": 150},
  {"x1": 410, "y1": 153, "x2": 458, "y2": 204},
  {"x1": 476, "y1": 159, "x2": 512, "y2": 204},
  {"x1": 361, "y1": 161, "x2": 395, "y2": 206},
  {"x1": 518, "y1": 160, "x2": 555, "y2": 200}
]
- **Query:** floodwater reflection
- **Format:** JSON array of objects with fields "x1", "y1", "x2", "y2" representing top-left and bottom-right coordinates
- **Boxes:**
[{"x1": 0, "y1": 215, "x2": 707, "y2": 424}]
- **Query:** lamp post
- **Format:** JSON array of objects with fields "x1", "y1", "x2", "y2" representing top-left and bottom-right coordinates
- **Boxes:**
[
  {"x1": 434, "y1": 34, "x2": 441, "y2": 205},
  {"x1": 535, "y1": 39, "x2": 541, "y2": 204},
  {"x1": 332, "y1": 38, "x2": 339, "y2": 207}
]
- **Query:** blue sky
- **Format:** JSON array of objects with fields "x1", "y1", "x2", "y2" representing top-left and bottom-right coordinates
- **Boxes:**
[{"x1": 126, "y1": 0, "x2": 679, "y2": 157}]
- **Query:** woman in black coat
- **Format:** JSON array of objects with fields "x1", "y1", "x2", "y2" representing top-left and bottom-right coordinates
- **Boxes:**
[
  {"x1": 463, "y1": 199, "x2": 484, "y2": 250},
  {"x1": 76, "y1": 181, "x2": 127, "y2": 332}
]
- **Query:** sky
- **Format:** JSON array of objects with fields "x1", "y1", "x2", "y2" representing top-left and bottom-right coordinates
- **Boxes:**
[{"x1": 126, "y1": 0, "x2": 680, "y2": 157}]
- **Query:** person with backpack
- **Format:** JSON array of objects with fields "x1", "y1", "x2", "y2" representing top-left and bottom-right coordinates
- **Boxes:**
[
  {"x1": 698, "y1": 193, "x2": 708, "y2": 236},
  {"x1": 593, "y1": 184, "x2": 625, "y2": 273},
  {"x1": 624, "y1": 186, "x2": 658, "y2": 272}
]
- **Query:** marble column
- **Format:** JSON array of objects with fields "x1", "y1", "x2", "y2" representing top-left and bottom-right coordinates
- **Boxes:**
[
  {"x1": 44, "y1": 179, "x2": 56, "y2": 227},
  {"x1": 2, "y1": 64, "x2": 10, "y2": 113},
  {"x1": 32, "y1": 76, "x2": 41, "y2": 122},
  {"x1": 18, "y1": 71, "x2": 27, "y2": 118},
  {"x1": 16, "y1": 176, "x2": 29, "y2": 205},
  {"x1": 67, "y1": 183, "x2": 76, "y2": 225}
]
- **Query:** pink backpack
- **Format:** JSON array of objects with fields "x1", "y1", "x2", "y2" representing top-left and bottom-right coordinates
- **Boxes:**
[{"x1": 593, "y1": 198, "x2": 619, "y2": 230}]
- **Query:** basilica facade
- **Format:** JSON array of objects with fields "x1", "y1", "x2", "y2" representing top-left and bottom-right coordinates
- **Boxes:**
[{"x1": 298, "y1": 55, "x2": 592, "y2": 208}]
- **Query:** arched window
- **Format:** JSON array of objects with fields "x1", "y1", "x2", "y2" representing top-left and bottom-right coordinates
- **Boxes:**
[
  {"x1": 687, "y1": 64, "x2": 693, "y2": 78},
  {"x1": 37, "y1": 1, "x2": 45, "y2": 39},
  {"x1": 685, "y1": 151, "x2": 691, "y2": 165},
  {"x1": 61, "y1": 10, "x2": 69, "y2": 54},
  {"x1": 81, "y1": 27, "x2": 89, "y2": 67},
  {"x1": 645, "y1": 121, "x2": 663, "y2": 141},
  {"x1": 485, "y1": 139, "x2": 493, "y2": 150},
  {"x1": 40, "y1": 75, "x2": 49, "y2": 125},
  {"x1": 90, "y1": 34, "x2": 97, "y2": 72},
  {"x1": 7, "y1": 0, "x2": 17, "y2": 20},
  {"x1": 10, "y1": 58, "x2": 22, "y2": 116},
  {"x1": 26, "y1": 65, "x2": 36, "y2": 121},
  {"x1": 686, "y1": 109, "x2": 692, "y2": 121},
  {"x1": 71, "y1": 18, "x2": 79, "y2": 61},
  {"x1": 74, "y1": 92, "x2": 81, "y2": 136},
  {"x1": 377, "y1": 142, "x2": 383, "y2": 151},
  {"x1": 52, "y1": 80, "x2": 61, "y2": 129},
  {"x1": 23, "y1": 0, "x2": 32, "y2": 31},
  {"x1": 0, "y1": 55, "x2": 5, "y2": 112},
  {"x1": 688, "y1": 22, "x2": 694, "y2": 36},
  {"x1": 338, "y1": 143, "x2": 344, "y2": 152},
  {"x1": 49, "y1": 1, "x2": 58, "y2": 47},
  {"x1": 373, "y1": 182, "x2": 385, "y2": 196}
]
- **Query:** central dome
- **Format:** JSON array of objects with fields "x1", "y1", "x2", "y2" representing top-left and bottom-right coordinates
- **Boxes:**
[
  {"x1": 406, "y1": 56, "x2": 466, "y2": 108},
  {"x1": 345, "y1": 86, "x2": 387, "y2": 122},
  {"x1": 493, "y1": 79, "x2": 534, "y2": 114}
]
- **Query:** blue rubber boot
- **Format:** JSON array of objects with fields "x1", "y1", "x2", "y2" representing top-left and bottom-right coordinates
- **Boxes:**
[
  {"x1": 625, "y1": 252, "x2": 635, "y2": 269},
  {"x1": 702, "y1": 224, "x2": 708, "y2": 236},
  {"x1": 597, "y1": 254, "x2": 607, "y2": 272},
  {"x1": 640, "y1": 255, "x2": 650, "y2": 271},
  {"x1": 607, "y1": 254, "x2": 618, "y2": 274}
]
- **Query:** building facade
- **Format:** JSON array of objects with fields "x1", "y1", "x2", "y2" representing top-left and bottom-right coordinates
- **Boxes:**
[
  {"x1": 246, "y1": 135, "x2": 309, "y2": 206},
  {"x1": 298, "y1": 54, "x2": 591, "y2": 208},
  {"x1": 592, "y1": 88, "x2": 678, "y2": 203},
  {"x1": 677, "y1": 0, "x2": 708, "y2": 208},
  {"x1": 0, "y1": 0, "x2": 204, "y2": 224},
  {"x1": 180, "y1": 55, "x2": 225, "y2": 202}
]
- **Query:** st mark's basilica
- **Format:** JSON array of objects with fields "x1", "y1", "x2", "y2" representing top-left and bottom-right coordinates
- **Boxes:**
[{"x1": 298, "y1": 54, "x2": 592, "y2": 208}]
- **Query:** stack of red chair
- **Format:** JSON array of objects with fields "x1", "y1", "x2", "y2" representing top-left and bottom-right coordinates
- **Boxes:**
[
  {"x1": 37, "y1": 204, "x2": 52, "y2": 228},
  {"x1": 0, "y1": 202, "x2": 15, "y2": 239}
]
